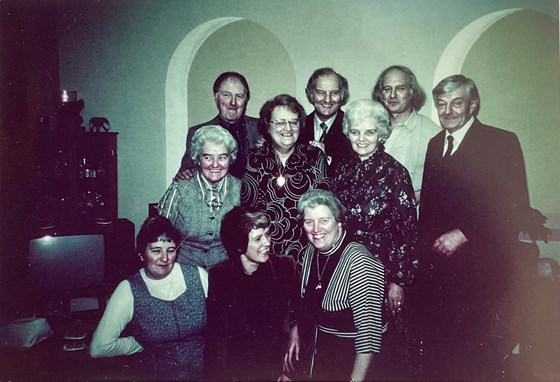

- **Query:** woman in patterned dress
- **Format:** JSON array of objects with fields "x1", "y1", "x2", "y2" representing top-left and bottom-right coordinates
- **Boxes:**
[
  {"x1": 331, "y1": 99, "x2": 418, "y2": 377},
  {"x1": 241, "y1": 94, "x2": 329, "y2": 264}
]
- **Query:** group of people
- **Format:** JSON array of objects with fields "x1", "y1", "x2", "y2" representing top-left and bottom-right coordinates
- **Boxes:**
[{"x1": 88, "y1": 66, "x2": 543, "y2": 381}]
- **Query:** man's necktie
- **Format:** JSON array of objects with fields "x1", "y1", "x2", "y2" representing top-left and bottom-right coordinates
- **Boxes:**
[
  {"x1": 319, "y1": 123, "x2": 328, "y2": 143},
  {"x1": 444, "y1": 135, "x2": 454, "y2": 159}
]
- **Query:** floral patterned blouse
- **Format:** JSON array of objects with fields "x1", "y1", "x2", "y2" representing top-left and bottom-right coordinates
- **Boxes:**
[
  {"x1": 332, "y1": 146, "x2": 418, "y2": 287},
  {"x1": 241, "y1": 142, "x2": 330, "y2": 264}
]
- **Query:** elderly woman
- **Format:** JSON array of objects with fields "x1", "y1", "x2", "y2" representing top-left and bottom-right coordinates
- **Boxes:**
[
  {"x1": 284, "y1": 189, "x2": 385, "y2": 381},
  {"x1": 90, "y1": 215, "x2": 208, "y2": 381},
  {"x1": 331, "y1": 99, "x2": 417, "y2": 314},
  {"x1": 241, "y1": 94, "x2": 330, "y2": 264},
  {"x1": 205, "y1": 205, "x2": 299, "y2": 381},
  {"x1": 159, "y1": 125, "x2": 240, "y2": 269}
]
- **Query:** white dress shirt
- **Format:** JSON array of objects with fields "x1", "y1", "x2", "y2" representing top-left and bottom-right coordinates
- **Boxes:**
[
  {"x1": 443, "y1": 116, "x2": 475, "y2": 156},
  {"x1": 384, "y1": 110, "x2": 441, "y2": 193},
  {"x1": 313, "y1": 113, "x2": 337, "y2": 141}
]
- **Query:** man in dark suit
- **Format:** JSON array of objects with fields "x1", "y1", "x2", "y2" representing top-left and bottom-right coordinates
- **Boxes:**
[
  {"x1": 416, "y1": 74, "x2": 532, "y2": 380},
  {"x1": 176, "y1": 72, "x2": 261, "y2": 180},
  {"x1": 302, "y1": 68, "x2": 353, "y2": 175}
]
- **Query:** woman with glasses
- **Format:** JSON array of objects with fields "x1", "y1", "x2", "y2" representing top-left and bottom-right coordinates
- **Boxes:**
[{"x1": 241, "y1": 94, "x2": 330, "y2": 264}]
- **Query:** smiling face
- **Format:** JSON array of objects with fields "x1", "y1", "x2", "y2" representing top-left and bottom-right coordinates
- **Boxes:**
[
  {"x1": 312, "y1": 74, "x2": 342, "y2": 121},
  {"x1": 142, "y1": 239, "x2": 177, "y2": 280},
  {"x1": 347, "y1": 118, "x2": 380, "y2": 161},
  {"x1": 242, "y1": 226, "x2": 271, "y2": 266},
  {"x1": 436, "y1": 86, "x2": 478, "y2": 134},
  {"x1": 214, "y1": 78, "x2": 248, "y2": 123},
  {"x1": 268, "y1": 106, "x2": 300, "y2": 153},
  {"x1": 199, "y1": 142, "x2": 230, "y2": 183},
  {"x1": 381, "y1": 69, "x2": 413, "y2": 116},
  {"x1": 303, "y1": 204, "x2": 342, "y2": 252}
]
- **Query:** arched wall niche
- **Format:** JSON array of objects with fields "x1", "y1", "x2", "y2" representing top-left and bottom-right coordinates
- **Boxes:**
[{"x1": 165, "y1": 18, "x2": 295, "y2": 182}]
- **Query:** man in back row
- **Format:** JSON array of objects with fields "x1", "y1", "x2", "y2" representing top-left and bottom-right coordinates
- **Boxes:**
[
  {"x1": 176, "y1": 72, "x2": 261, "y2": 180},
  {"x1": 302, "y1": 67, "x2": 354, "y2": 175},
  {"x1": 373, "y1": 65, "x2": 440, "y2": 203}
]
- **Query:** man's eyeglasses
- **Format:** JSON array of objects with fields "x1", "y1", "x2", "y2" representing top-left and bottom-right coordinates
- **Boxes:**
[{"x1": 270, "y1": 120, "x2": 300, "y2": 129}]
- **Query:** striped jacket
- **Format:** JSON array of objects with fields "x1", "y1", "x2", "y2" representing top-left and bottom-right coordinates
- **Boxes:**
[{"x1": 300, "y1": 232, "x2": 385, "y2": 353}]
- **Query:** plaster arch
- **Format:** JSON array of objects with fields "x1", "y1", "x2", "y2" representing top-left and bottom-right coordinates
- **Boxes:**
[
  {"x1": 431, "y1": 8, "x2": 522, "y2": 121},
  {"x1": 165, "y1": 18, "x2": 295, "y2": 182}
]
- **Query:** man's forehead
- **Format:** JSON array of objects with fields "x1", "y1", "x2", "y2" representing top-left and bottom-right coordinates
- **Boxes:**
[
  {"x1": 437, "y1": 86, "x2": 468, "y2": 101},
  {"x1": 218, "y1": 78, "x2": 247, "y2": 93},
  {"x1": 316, "y1": 74, "x2": 340, "y2": 90},
  {"x1": 383, "y1": 69, "x2": 409, "y2": 85}
]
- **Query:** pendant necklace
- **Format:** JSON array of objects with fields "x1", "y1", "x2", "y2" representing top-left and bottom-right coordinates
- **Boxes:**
[
  {"x1": 275, "y1": 158, "x2": 286, "y2": 188},
  {"x1": 315, "y1": 251, "x2": 333, "y2": 290}
]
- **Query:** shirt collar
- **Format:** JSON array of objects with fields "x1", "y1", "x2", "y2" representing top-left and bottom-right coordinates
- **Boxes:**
[
  {"x1": 314, "y1": 112, "x2": 338, "y2": 130},
  {"x1": 445, "y1": 116, "x2": 475, "y2": 146},
  {"x1": 392, "y1": 109, "x2": 418, "y2": 132}
]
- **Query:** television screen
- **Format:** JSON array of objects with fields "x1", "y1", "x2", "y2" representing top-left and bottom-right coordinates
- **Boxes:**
[{"x1": 28, "y1": 234, "x2": 105, "y2": 298}]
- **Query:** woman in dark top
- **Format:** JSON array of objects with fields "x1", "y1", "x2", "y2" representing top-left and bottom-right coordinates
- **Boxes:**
[
  {"x1": 205, "y1": 206, "x2": 299, "y2": 381},
  {"x1": 332, "y1": 99, "x2": 417, "y2": 315},
  {"x1": 284, "y1": 189, "x2": 385, "y2": 381},
  {"x1": 241, "y1": 94, "x2": 329, "y2": 264},
  {"x1": 331, "y1": 99, "x2": 418, "y2": 377}
]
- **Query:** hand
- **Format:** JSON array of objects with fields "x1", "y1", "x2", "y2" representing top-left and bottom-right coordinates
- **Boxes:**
[
  {"x1": 283, "y1": 325, "x2": 300, "y2": 373},
  {"x1": 309, "y1": 140, "x2": 326, "y2": 154},
  {"x1": 387, "y1": 283, "x2": 404, "y2": 316},
  {"x1": 255, "y1": 137, "x2": 266, "y2": 148},
  {"x1": 174, "y1": 168, "x2": 194, "y2": 181},
  {"x1": 432, "y1": 229, "x2": 468, "y2": 256}
]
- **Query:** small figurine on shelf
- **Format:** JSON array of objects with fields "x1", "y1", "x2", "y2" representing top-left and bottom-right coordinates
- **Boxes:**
[{"x1": 89, "y1": 117, "x2": 110, "y2": 132}]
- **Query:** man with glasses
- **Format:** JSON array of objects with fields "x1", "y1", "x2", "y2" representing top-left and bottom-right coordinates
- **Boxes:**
[
  {"x1": 176, "y1": 71, "x2": 261, "y2": 180},
  {"x1": 302, "y1": 67, "x2": 353, "y2": 174}
]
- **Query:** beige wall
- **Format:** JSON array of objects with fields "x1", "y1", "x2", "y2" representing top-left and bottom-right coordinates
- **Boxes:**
[
  {"x1": 55, "y1": 0, "x2": 559, "y2": 232},
  {"x1": 463, "y1": 10, "x2": 560, "y2": 213}
]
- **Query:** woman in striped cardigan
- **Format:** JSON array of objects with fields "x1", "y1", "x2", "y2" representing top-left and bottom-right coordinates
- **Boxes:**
[{"x1": 283, "y1": 189, "x2": 385, "y2": 382}]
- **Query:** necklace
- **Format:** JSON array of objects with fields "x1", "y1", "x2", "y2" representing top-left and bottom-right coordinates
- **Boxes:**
[
  {"x1": 315, "y1": 251, "x2": 333, "y2": 290},
  {"x1": 275, "y1": 159, "x2": 286, "y2": 188}
]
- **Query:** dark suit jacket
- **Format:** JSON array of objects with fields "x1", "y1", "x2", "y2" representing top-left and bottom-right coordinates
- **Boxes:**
[
  {"x1": 178, "y1": 115, "x2": 260, "y2": 178},
  {"x1": 417, "y1": 119, "x2": 530, "y2": 333},
  {"x1": 302, "y1": 111, "x2": 353, "y2": 176}
]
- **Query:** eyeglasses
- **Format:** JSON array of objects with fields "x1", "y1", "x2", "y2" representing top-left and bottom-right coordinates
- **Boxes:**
[{"x1": 270, "y1": 120, "x2": 300, "y2": 129}]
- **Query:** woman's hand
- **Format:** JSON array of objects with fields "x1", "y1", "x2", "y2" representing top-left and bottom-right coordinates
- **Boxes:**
[
  {"x1": 277, "y1": 373, "x2": 292, "y2": 382},
  {"x1": 388, "y1": 282, "x2": 404, "y2": 316},
  {"x1": 283, "y1": 325, "x2": 300, "y2": 373}
]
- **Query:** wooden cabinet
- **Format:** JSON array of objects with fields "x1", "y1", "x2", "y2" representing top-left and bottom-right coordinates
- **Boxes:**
[{"x1": 32, "y1": 132, "x2": 118, "y2": 227}]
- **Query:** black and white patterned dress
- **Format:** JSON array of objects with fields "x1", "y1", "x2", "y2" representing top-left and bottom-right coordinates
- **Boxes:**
[
  {"x1": 241, "y1": 142, "x2": 329, "y2": 264},
  {"x1": 332, "y1": 146, "x2": 418, "y2": 288}
]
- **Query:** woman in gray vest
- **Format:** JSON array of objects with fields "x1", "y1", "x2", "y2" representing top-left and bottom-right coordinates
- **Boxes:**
[
  {"x1": 159, "y1": 125, "x2": 241, "y2": 269},
  {"x1": 89, "y1": 215, "x2": 208, "y2": 381}
]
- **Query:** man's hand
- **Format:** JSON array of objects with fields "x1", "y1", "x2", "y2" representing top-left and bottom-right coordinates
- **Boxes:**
[
  {"x1": 255, "y1": 137, "x2": 266, "y2": 148},
  {"x1": 432, "y1": 229, "x2": 468, "y2": 256},
  {"x1": 309, "y1": 140, "x2": 326, "y2": 154},
  {"x1": 174, "y1": 168, "x2": 194, "y2": 181},
  {"x1": 387, "y1": 282, "x2": 404, "y2": 316}
]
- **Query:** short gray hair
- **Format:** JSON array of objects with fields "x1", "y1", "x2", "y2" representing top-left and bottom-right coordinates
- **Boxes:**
[
  {"x1": 190, "y1": 125, "x2": 238, "y2": 164},
  {"x1": 432, "y1": 74, "x2": 480, "y2": 116},
  {"x1": 297, "y1": 189, "x2": 346, "y2": 226},
  {"x1": 342, "y1": 99, "x2": 391, "y2": 143}
]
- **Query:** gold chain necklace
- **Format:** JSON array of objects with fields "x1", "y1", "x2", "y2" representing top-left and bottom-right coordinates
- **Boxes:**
[{"x1": 315, "y1": 251, "x2": 333, "y2": 290}]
